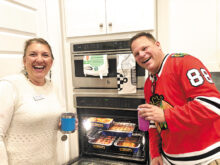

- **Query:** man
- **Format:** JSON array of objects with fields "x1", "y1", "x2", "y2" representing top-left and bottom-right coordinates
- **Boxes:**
[{"x1": 130, "y1": 32, "x2": 220, "y2": 165}]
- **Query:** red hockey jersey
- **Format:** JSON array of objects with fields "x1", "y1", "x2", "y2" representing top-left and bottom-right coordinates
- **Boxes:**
[{"x1": 144, "y1": 53, "x2": 220, "y2": 164}]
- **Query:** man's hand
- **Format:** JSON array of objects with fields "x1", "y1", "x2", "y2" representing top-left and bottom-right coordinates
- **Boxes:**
[
  {"x1": 138, "y1": 103, "x2": 165, "y2": 123},
  {"x1": 151, "y1": 156, "x2": 163, "y2": 165}
]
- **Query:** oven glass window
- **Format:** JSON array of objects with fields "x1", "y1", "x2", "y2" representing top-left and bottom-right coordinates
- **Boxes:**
[{"x1": 77, "y1": 107, "x2": 149, "y2": 164}]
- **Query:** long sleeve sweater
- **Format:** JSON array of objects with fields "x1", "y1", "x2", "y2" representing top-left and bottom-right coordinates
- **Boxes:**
[{"x1": 0, "y1": 74, "x2": 65, "y2": 165}]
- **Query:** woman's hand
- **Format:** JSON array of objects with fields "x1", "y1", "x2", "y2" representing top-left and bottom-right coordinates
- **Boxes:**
[
  {"x1": 58, "y1": 116, "x2": 79, "y2": 131},
  {"x1": 138, "y1": 103, "x2": 165, "y2": 123},
  {"x1": 151, "y1": 156, "x2": 163, "y2": 165}
]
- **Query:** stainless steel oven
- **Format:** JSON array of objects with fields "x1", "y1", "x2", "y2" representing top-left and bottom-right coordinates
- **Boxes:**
[
  {"x1": 67, "y1": 89, "x2": 149, "y2": 165},
  {"x1": 68, "y1": 40, "x2": 149, "y2": 165},
  {"x1": 71, "y1": 40, "x2": 146, "y2": 89}
]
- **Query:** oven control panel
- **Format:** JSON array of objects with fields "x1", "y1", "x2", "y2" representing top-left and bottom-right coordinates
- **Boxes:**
[{"x1": 72, "y1": 40, "x2": 130, "y2": 52}]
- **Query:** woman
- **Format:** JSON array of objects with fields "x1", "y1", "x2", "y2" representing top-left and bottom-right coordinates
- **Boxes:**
[{"x1": 0, "y1": 38, "x2": 76, "y2": 165}]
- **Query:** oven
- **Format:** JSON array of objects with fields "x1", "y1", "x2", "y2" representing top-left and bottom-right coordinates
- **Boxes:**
[
  {"x1": 67, "y1": 89, "x2": 149, "y2": 165},
  {"x1": 71, "y1": 40, "x2": 146, "y2": 89},
  {"x1": 67, "y1": 40, "x2": 149, "y2": 165}
]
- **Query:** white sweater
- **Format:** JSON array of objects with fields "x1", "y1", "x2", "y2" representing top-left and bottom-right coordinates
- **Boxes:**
[{"x1": 0, "y1": 74, "x2": 65, "y2": 165}]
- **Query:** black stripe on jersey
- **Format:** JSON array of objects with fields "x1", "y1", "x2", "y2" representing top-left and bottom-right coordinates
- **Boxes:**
[
  {"x1": 149, "y1": 122, "x2": 155, "y2": 126},
  {"x1": 162, "y1": 146, "x2": 220, "y2": 162},
  {"x1": 197, "y1": 97, "x2": 220, "y2": 109},
  {"x1": 149, "y1": 121, "x2": 156, "y2": 128},
  {"x1": 157, "y1": 54, "x2": 169, "y2": 75}
]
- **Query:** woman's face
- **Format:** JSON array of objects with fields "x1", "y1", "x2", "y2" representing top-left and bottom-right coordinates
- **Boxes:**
[{"x1": 23, "y1": 42, "x2": 53, "y2": 86}]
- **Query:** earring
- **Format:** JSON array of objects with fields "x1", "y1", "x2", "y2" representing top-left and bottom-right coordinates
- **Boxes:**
[
  {"x1": 49, "y1": 70, "x2": 52, "y2": 81},
  {"x1": 23, "y1": 68, "x2": 28, "y2": 79}
]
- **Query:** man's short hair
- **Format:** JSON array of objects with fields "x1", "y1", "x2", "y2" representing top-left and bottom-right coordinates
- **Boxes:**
[{"x1": 130, "y1": 32, "x2": 156, "y2": 50}]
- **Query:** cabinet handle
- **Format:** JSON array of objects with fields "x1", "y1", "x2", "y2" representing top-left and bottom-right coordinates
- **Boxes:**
[
  {"x1": 99, "y1": 23, "x2": 103, "y2": 28},
  {"x1": 108, "y1": 22, "x2": 112, "y2": 27}
]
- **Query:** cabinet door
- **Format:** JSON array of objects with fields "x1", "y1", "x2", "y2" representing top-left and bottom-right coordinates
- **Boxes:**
[
  {"x1": 106, "y1": 0, "x2": 155, "y2": 34},
  {"x1": 0, "y1": 0, "x2": 48, "y2": 77},
  {"x1": 64, "y1": 0, "x2": 106, "y2": 37}
]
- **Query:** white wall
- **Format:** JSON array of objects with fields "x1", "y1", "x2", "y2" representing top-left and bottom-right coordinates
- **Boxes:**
[{"x1": 157, "y1": 0, "x2": 220, "y2": 71}]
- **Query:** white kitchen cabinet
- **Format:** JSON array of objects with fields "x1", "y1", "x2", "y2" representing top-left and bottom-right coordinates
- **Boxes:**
[{"x1": 64, "y1": 0, "x2": 155, "y2": 37}]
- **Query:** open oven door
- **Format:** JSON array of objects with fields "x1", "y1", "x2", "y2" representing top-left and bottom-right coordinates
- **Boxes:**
[{"x1": 65, "y1": 93, "x2": 150, "y2": 165}]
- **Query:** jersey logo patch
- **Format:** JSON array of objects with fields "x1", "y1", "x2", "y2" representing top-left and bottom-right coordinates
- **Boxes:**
[
  {"x1": 171, "y1": 53, "x2": 187, "y2": 58},
  {"x1": 150, "y1": 93, "x2": 164, "y2": 105},
  {"x1": 150, "y1": 94, "x2": 173, "y2": 133}
]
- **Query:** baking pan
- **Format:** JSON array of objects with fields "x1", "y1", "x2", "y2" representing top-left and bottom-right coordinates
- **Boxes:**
[
  {"x1": 88, "y1": 135, "x2": 116, "y2": 150},
  {"x1": 114, "y1": 134, "x2": 142, "y2": 153},
  {"x1": 102, "y1": 122, "x2": 135, "y2": 137},
  {"x1": 88, "y1": 117, "x2": 113, "y2": 130}
]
